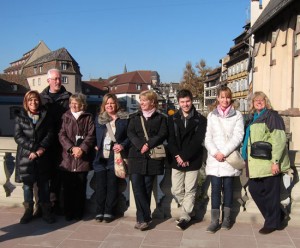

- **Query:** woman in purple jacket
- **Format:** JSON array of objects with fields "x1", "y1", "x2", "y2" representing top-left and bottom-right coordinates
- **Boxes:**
[{"x1": 59, "y1": 93, "x2": 95, "y2": 221}]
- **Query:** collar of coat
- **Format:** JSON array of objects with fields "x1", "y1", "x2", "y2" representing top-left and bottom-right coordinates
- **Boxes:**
[
  {"x1": 211, "y1": 105, "x2": 237, "y2": 118},
  {"x1": 173, "y1": 105, "x2": 197, "y2": 120},
  {"x1": 98, "y1": 111, "x2": 129, "y2": 125}
]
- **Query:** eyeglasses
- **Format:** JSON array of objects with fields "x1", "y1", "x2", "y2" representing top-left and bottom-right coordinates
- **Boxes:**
[
  {"x1": 254, "y1": 99, "x2": 265, "y2": 102},
  {"x1": 49, "y1": 77, "x2": 61, "y2": 81}
]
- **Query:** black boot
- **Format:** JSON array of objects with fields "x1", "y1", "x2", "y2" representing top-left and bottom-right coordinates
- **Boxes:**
[
  {"x1": 20, "y1": 202, "x2": 34, "y2": 224},
  {"x1": 41, "y1": 203, "x2": 56, "y2": 224}
]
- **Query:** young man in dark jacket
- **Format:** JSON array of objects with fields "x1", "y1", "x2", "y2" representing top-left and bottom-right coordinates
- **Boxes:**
[
  {"x1": 40, "y1": 68, "x2": 71, "y2": 214},
  {"x1": 167, "y1": 89, "x2": 207, "y2": 230}
]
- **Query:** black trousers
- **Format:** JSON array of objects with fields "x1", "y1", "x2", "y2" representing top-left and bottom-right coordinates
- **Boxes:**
[
  {"x1": 131, "y1": 174, "x2": 155, "y2": 223},
  {"x1": 61, "y1": 171, "x2": 88, "y2": 218},
  {"x1": 248, "y1": 175, "x2": 282, "y2": 229},
  {"x1": 95, "y1": 169, "x2": 118, "y2": 216}
]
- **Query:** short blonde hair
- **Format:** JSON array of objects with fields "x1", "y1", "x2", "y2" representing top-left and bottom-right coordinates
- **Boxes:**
[
  {"x1": 139, "y1": 90, "x2": 158, "y2": 109},
  {"x1": 23, "y1": 90, "x2": 41, "y2": 112},
  {"x1": 249, "y1": 91, "x2": 272, "y2": 114},
  {"x1": 100, "y1": 93, "x2": 120, "y2": 114},
  {"x1": 69, "y1": 93, "x2": 87, "y2": 111}
]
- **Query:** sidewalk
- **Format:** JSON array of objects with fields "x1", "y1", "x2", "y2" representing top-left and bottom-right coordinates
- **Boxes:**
[{"x1": 0, "y1": 207, "x2": 299, "y2": 248}]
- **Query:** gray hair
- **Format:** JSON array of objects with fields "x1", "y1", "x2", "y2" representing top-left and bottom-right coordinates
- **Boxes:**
[
  {"x1": 69, "y1": 93, "x2": 87, "y2": 111},
  {"x1": 47, "y1": 68, "x2": 61, "y2": 79}
]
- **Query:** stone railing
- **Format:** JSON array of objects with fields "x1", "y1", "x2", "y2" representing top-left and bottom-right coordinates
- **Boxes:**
[{"x1": 1, "y1": 137, "x2": 300, "y2": 225}]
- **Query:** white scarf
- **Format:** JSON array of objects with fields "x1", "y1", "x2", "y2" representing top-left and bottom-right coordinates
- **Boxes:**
[{"x1": 71, "y1": 111, "x2": 83, "y2": 120}]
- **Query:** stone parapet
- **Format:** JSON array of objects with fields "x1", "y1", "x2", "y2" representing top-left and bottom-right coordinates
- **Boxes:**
[{"x1": 1, "y1": 137, "x2": 300, "y2": 226}]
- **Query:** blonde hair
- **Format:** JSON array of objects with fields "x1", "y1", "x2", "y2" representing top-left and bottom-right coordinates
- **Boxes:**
[
  {"x1": 210, "y1": 85, "x2": 233, "y2": 110},
  {"x1": 23, "y1": 90, "x2": 41, "y2": 112},
  {"x1": 100, "y1": 93, "x2": 120, "y2": 114},
  {"x1": 249, "y1": 91, "x2": 272, "y2": 114},
  {"x1": 69, "y1": 93, "x2": 87, "y2": 111},
  {"x1": 139, "y1": 90, "x2": 158, "y2": 109}
]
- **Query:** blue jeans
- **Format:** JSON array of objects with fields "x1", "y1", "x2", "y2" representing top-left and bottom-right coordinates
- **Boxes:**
[
  {"x1": 23, "y1": 179, "x2": 50, "y2": 204},
  {"x1": 131, "y1": 174, "x2": 155, "y2": 223},
  {"x1": 210, "y1": 176, "x2": 233, "y2": 209}
]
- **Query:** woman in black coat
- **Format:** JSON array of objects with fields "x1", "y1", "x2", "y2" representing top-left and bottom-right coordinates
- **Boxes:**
[
  {"x1": 14, "y1": 90, "x2": 54, "y2": 224},
  {"x1": 127, "y1": 90, "x2": 168, "y2": 231},
  {"x1": 93, "y1": 93, "x2": 129, "y2": 223}
]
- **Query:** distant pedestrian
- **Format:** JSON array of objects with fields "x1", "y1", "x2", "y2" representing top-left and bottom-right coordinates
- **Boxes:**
[
  {"x1": 167, "y1": 89, "x2": 207, "y2": 230},
  {"x1": 14, "y1": 90, "x2": 55, "y2": 224},
  {"x1": 205, "y1": 86, "x2": 244, "y2": 233},
  {"x1": 127, "y1": 90, "x2": 168, "y2": 231},
  {"x1": 58, "y1": 93, "x2": 95, "y2": 221}
]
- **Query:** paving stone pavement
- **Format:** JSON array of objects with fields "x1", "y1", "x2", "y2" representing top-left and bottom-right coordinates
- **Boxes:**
[{"x1": 0, "y1": 206, "x2": 300, "y2": 248}]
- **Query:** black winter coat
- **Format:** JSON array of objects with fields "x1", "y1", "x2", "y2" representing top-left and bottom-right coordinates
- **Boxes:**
[
  {"x1": 14, "y1": 108, "x2": 54, "y2": 183},
  {"x1": 40, "y1": 86, "x2": 71, "y2": 165},
  {"x1": 127, "y1": 110, "x2": 168, "y2": 175},
  {"x1": 167, "y1": 106, "x2": 207, "y2": 171}
]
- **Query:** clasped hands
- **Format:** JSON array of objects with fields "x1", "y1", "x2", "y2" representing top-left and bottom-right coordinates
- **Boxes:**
[
  {"x1": 214, "y1": 152, "x2": 225, "y2": 162},
  {"x1": 72, "y1": 147, "x2": 83, "y2": 159},
  {"x1": 175, "y1": 155, "x2": 189, "y2": 167},
  {"x1": 29, "y1": 147, "x2": 45, "y2": 160}
]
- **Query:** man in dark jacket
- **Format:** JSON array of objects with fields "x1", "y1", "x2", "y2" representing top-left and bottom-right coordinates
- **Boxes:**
[
  {"x1": 167, "y1": 89, "x2": 207, "y2": 230},
  {"x1": 40, "y1": 68, "x2": 71, "y2": 214}
]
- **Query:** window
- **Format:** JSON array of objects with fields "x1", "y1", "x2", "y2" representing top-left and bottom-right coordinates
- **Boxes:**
[
  {"x1": 32, "y1": 79, "x2": 35, "y2": 86},
  {"x1": 131, "y1": 95, "x2": 136, "y2": 104},
  {"x1": 38, "y1": 78, "x2": 41, "y2": 85},
  {"x1": 33, "y1": 67, "x2": 37, "y2": 74},
  {"x1": 39, "y1": 66, "x2": 42, "y2": 73},
  {"x1": 136, "y1": 84, "x2": 141, "y2": 90},
  {"x1": 62, "y1": 76, "x2": 68, "y2": 84},
  {"x1": 61, "y1": 63, "x2": 67, "y2": 71}
]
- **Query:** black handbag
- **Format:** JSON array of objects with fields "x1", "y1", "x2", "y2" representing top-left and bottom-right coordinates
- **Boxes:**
[{"x1": 249, "y1": 128, "x2": 272, "y2": 160}]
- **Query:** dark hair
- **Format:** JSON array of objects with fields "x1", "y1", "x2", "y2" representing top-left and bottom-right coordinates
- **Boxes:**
[{"x1": 177, "y1": 89, "x2": 193, "y2": 101}]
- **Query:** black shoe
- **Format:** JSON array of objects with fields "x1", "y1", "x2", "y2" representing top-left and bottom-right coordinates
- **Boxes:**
[
  {"x1": 95, "y1": 215, "x2": 104, "y2": 222},
  {"x1": 103, "y1": 216, "x2": 114, "y2": 223},
  {"x1": 259, "y1": 227, "x2": 277, "y2": 234},
  {"x1": 176, "y1": 219, "x2": 189, "y2": 230}
]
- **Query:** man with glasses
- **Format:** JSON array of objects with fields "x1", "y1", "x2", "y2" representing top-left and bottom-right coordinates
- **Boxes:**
[{"x1": 41, "y1": 68, "x2": 72, "y2": 216}]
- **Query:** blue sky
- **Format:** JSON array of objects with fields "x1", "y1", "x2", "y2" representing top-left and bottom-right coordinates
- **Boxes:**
[{"x1": 0, "y1": 0, "x2": 250, "y2": 83}]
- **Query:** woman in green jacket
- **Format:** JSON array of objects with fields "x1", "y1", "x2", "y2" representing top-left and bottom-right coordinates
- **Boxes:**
[{"x1": 242, "y1": 91, "x2": 290, "y2": 235}]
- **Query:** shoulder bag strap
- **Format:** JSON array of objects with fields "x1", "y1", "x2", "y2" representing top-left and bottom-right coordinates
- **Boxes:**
[
  {"x1": 140, "y1": 116, "x2": 149, "y2": 141},
  {"x1": 106, "y1": 123, "x2": 117, "y2": 143}
]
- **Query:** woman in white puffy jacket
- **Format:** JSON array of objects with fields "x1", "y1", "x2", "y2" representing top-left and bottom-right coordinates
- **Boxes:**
[{"x1": 205, "y1": 86, "x2": 244, "y2": 233}]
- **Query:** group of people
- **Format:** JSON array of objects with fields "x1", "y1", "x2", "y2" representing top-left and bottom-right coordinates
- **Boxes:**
[{"x1": 14, "y1": 68, "x2": 290, "y2": 236}]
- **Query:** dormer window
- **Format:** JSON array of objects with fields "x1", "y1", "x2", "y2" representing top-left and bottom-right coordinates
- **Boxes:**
[
  {"x1": 39, "y1": 65, "x2": 43, "y2": 73},
  {"x1": 61, "y1": 62, "x2": 67, "y2": 71},
  {"x1": 136, "y1": 84, "x2": 141, "y2": 90},
  {"x1": 33, "y1": 67, "x2": 37, "y2": 74}
]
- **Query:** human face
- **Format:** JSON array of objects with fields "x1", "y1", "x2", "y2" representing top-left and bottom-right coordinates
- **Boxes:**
[
  {"x1": 140, "y1": 96, "x2": 154, "y2": 111},
  {"x1": 27, "y1": 97, "x2": 40, "y2": 113},
  {"x1": 105, "y1": 98, "x2": 117, "y2": 115},
  {"x1": 47, "y1": 71, "x2": 62, "y2": 93},
  {"x1": 178, "y1": 96, "x2": 192, "y2": 115},
  {"x1": 253, "y1": 97, "x2": 266, "y2": 113},
  {"x1": 70, "y1": 99, "x2": 82, "y2": 113},
  {"x1": 217, "y1": 91, "x2": 231, "y2": 110}
]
